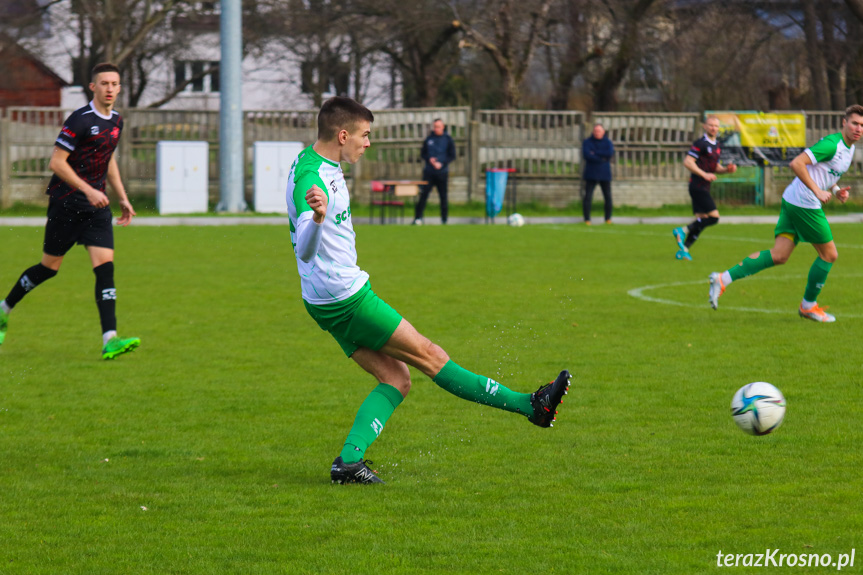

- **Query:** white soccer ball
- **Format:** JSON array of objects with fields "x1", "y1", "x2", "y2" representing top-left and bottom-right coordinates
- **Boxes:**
[
  {"x1": 508, "y1": 213, "x2": 525, "y2": 227},
  {"x1": 730, "y1": 382, "x2": 786, "y2": 436}
]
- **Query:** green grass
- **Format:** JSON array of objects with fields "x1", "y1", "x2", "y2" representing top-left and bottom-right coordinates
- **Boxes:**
[
  {"x1": 1, "y1": 223, "x2": 862, "y2": 574},
  {"x1": 10, "y1": 198, "x2": 863, "y2": 219},
  {"x1": 7, "y1": 192, "x2": 863, "y2": 219}
]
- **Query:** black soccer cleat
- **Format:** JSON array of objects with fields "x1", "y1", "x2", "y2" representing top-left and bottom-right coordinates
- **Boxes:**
[
  {"x1": 331, "y1": 456, "x2": 384, "y2": 484},
  {"x1": 528, "y1": 370, "x2": 572, "y2": 428}
]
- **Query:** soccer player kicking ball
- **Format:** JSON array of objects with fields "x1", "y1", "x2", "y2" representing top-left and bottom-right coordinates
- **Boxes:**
[
  {"x1": 708, "y1": 104, "x2": 863, "y2": 322},
  {"x1": 0, "y1": 63, "x2": 139, "y2": 358},
  {"x1": 286, "y1": 97, "x2": 571, "y2": 484}
]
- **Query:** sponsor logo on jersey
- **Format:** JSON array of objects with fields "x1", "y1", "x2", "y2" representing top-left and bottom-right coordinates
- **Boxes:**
[
  {"x1": 90, "y1": 126, "x2": 100, "y2": 135},
  {"x1": 330, "y1": 179, "x2": 338, "y2": 195},
  {"x1": 334, "y1": 206, "x2": 352, "y2": 225},
  {"x1": 61, "y1": 126, "x2": 76, "y2": 139}
]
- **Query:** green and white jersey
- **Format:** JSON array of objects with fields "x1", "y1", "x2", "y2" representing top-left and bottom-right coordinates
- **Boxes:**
[
  {"x1": 286, "y1": 145, "x2": 368, "y2": 305},
  {"x1": 783, "y1": 133, "x2": 854, "y2": 209}
]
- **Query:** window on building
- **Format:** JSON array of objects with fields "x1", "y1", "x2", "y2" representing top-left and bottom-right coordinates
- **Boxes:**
[{"x1": 174, "y1": 60, "x2": 220, "y2": 93}]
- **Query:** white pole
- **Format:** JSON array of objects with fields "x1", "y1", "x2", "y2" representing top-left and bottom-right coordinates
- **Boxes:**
[{"x1": 217, "y1": 0, "x2": 246, "y2": 212}]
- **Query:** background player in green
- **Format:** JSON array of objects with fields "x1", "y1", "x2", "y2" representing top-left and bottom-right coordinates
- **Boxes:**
[
  {"x1": 286, "y1": 97, "x2": 572, "y2": 484},
  {"x1": 0, "y1": 63, "x2": 139, "y2": 359},
  {"x1": 708, "y1": 104, "x2": 863, "y2": 322}
]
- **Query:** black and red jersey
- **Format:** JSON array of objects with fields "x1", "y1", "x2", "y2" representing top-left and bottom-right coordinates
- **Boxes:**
[
  {"x1": 46, "y1": 102, "x2": 123, "y2": 209},
  {"x1": 687, "y1": 135, "x2": 720, "y2": 192}
]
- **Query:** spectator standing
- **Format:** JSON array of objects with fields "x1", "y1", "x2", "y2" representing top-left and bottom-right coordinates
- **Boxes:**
[
  {"x1": 413, "y1": 119, "x2": 456, "y2": 225},
  {"x1": 582, "y1": 123, "x2": 615, "y2": 225}
]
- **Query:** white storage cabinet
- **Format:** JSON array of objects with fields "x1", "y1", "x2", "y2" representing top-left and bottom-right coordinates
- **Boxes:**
[
  {"x1": 253, "y1": 141, "x2": 305, "y2": 213},
  {"x1": 156, "y1": 141, "x2": 209, "y2": 214}
]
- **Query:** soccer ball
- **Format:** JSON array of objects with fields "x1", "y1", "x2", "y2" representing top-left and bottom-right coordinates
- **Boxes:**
[
  {"x1": 730, "y1": 382, "x2": 786, "y2": 436},
  {"x1": 508, "y1": 213, "x2": 525, "y2": 227}
]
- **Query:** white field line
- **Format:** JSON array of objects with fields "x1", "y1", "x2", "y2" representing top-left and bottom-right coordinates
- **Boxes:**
[{"x1": 628, "y1": 274, "x2": 863, "y2": 318}]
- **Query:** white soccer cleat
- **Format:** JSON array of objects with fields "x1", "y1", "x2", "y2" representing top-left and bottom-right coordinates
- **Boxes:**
[
  {"x1": 798, "y1": 303, "x2": 835, "y2": 323},
  {"x1": 708, "y1": 272, "x2": 725, "y2": 310}
]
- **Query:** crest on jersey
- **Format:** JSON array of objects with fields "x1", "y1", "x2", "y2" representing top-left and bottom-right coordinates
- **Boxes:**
[{"x1": 111, "y1": 127, "x2": 120, "y2": 140}]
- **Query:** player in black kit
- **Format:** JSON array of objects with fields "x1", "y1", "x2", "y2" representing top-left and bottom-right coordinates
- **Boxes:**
[
  {"x1": 0, "y1": 63, "x2": 140, "y2": 359},
  {"x1": 673, "y1": 115, "x2": 737, "y2": 260}
]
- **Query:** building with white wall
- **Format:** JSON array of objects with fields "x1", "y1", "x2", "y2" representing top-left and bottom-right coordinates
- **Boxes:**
[{"x1": 13, "y1": 1, "x2": 400, "y2": 111}]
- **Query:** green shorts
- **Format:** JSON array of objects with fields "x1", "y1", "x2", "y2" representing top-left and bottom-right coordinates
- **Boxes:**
[
  {"x1": 774, "y1": 200, "x2": 833, "y2": 245},
  {"x1": 303, "y1": 282, "x2": 403, "y2": 357}
]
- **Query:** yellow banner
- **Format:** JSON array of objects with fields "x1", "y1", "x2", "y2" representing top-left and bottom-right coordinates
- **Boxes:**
[{"x1": 711, "y1": 112, "x2": 806, "y2": 148}]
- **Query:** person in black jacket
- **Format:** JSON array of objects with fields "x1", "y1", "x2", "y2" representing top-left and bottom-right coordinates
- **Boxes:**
[
  {"x1": 581, "y1": 123, "x2": 615, "y2": 225},
  {"x1": 414, "y1": 119, "x2": 456, "y2": 225}
]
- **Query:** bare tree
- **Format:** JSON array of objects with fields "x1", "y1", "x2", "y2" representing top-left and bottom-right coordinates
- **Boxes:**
[
  {"x1": 342, "y1": 0, "x2": 464, "y2": 107},
  {"x1": 255, "y1": 0, "x2": 357, "y2": 107},
  {"x1": 453, "y1": 0, "x2": 554, "y2": 108},
  {"x1": 541, "y1": 0, "x2": 604, "y2": 110},
  {"x1": 845, "y1": 0, "x2": 863, "y2": 22},
  {"x1": 377, "y1": 17, "x2": 461, "y2": 107},
  {"x1": 818, "y1": 0, "x2": 848, "y2": 109},
  {"x1": 799, "y1": 0, "x2": 830, "y2": 108},
  {"x1": 589, "y1": 0, "x2": 663, "y2": 111},
  {"x1": 657, "y1": 2, "x2": 799, "y2": 111}
]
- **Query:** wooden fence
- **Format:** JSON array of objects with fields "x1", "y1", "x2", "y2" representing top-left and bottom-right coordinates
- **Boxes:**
[
  {"x1": 1, "y1": 107, "x2": 859, "y2": 208},
  {"x1": 592, "y1": 112, "x2": 700, "y2": 181}
]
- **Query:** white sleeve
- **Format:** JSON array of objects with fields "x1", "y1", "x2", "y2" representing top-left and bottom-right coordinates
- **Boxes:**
[{"x1": 295, "y1": 211, "x2": 323, "y2": 263}]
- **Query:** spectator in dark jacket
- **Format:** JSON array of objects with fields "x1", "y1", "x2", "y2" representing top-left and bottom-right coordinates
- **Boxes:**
[
  {"x1": 582, "y1": 123, "x2": 615, "y2": 225},
  {"x1": 414, "y1": 119, "x2": 456, "y2": 225}
]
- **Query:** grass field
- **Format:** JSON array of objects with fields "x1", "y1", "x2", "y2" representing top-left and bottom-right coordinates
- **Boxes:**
[
  {"x1": 5, "y1": 196, "x2": 863, "y2": 218},
  {"x1": 1, "y1": 221, "x2": 862, "y2": 574}
]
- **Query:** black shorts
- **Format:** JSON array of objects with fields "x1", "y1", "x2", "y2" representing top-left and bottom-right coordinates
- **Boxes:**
[
  {"x1": 43, "y1": 200, "x2": 114, "y2": 256},
  {"x1": 688, "y1": 183, "x2": 717, "y2": 214}
]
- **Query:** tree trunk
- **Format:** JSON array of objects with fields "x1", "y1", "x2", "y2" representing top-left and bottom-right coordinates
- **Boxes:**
[
  {"x1": 802, "y1": 0, "x2": 829, "y2": 109},
  {"x1": 593, "y1": 0, "x2": 658, "y2": 111},
  {"x1": 845, "y1": 0, "x2": 863, "y2": 23},
  {"x1": 503, "y1": 70, "x2": 519, "y2": 109},
  {"x1": 818, "y1": 0, "x2": 846, "y2": 109}
]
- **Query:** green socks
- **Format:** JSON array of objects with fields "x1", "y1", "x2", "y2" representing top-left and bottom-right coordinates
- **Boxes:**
[
  {"x1": 340, "y1": 362, "x2": 534, "y2": 464},
  {"x1": 341, "y1": 383, "x2": 404, "y2": 464},
  {"x1": 726, "y1": 252, "x2": 833, "y2": 304},
  {"x1": 432, "y1": 360, "x2": 533, "y2": 416},
  {"x1": 728, "y1": 250, "x2": 775, "y2": 282},
  {"x1": 804, "y1": 257, "x2": 832, "y2": 302}
]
